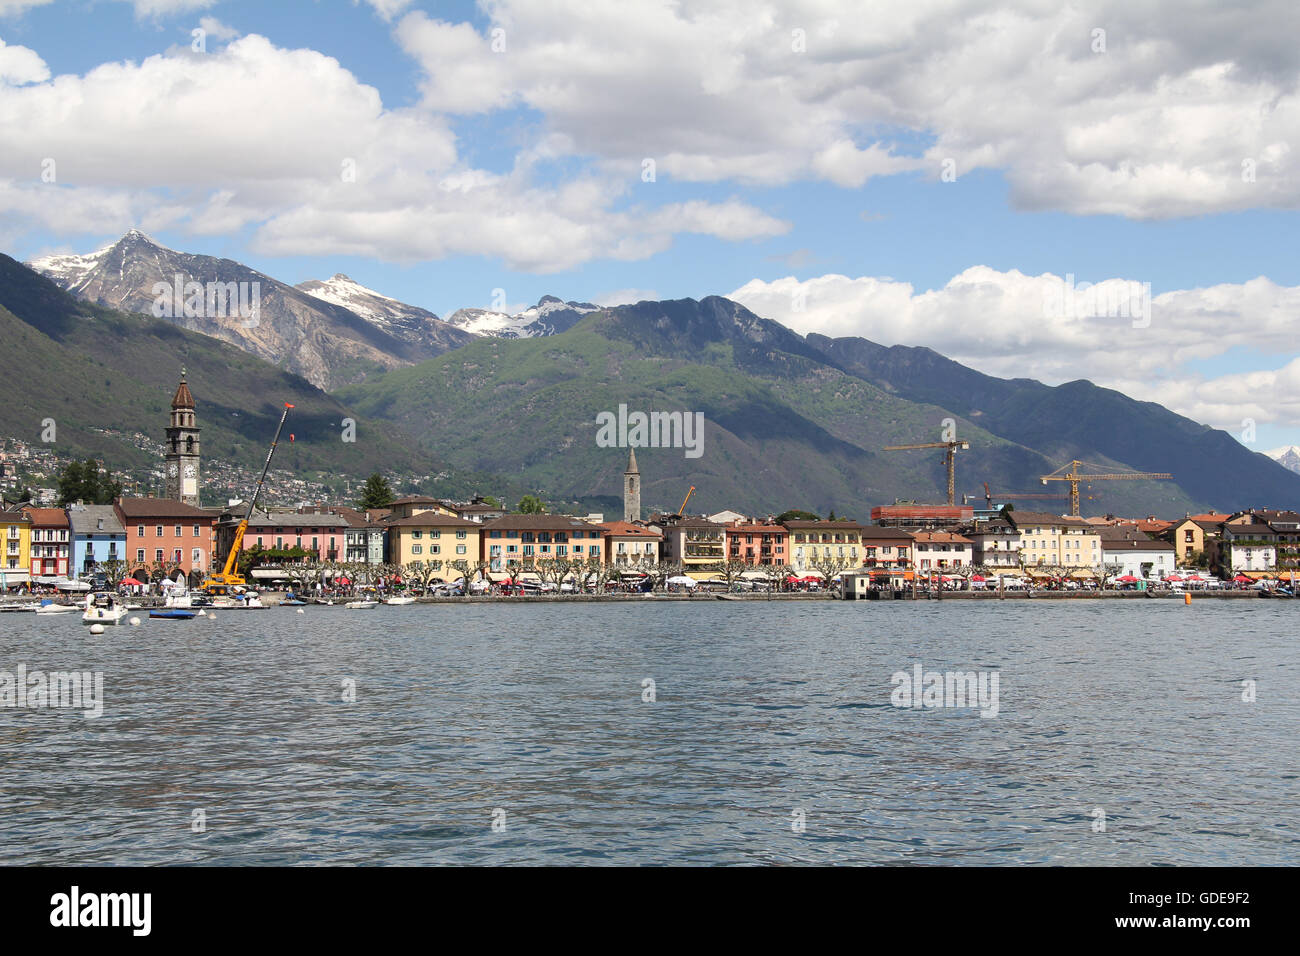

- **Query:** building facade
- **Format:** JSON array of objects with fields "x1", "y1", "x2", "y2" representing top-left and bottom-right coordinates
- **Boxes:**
[
  {"x1": 385, "y1": 513, "x2": 482, "y2": 580},
  {"x1": 784, "y1": 520, "x2": 863, "y2": 574},
  {"x1": 599, "y1": 520, "x2": 662, "y2": 565},
  {"x1": 911, "y1": 530, "x2": 972, "y2": 570},
  {"x1": 1, "y1": 508, "x2": 31, "y2": 589},
  {"x1": 623, "y1": 449, "x2": 641, "y2": 523},
  {"x1": 1009, "y1": 511, "x2": 1102, "y2": 569},
  {"x1": 860, "y1": 526, "x2": 914, "y2": 570},
  {"x1": 481, "y1": 514, "x2": 605, "y2": 572},
  {"x1": 22, "y1": 507, "x2": 70, "y2": 579},
  {"x1": 658, "y1": 517, "x2": 725, "y2": 576},
  {"x1": 116, "y1": 497, "x2": 217, "y2": 585},
  {"x1": 723, "y1": 521, "x2": 788, "y2": 566},
  {"x1": 67, "y1": 503, "x2": 126, "y2": 580}
]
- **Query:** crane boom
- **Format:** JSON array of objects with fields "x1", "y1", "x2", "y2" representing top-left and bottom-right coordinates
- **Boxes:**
[
  {"x1": 1040, "y1": 459, "x2": 1173, "y2": 516},
  {"x1": 883, "y1": 439, "x2": 970, "y2": 505},
  {"x1": 203, "y1": 403, "x2": 294, "y2": 590},
  {"x1": 677, "y1": 485, "x2": 696, "y2": 517}
]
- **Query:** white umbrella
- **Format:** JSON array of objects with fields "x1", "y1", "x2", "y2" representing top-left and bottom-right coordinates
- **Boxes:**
[{"x1": 666, "y1": 575, "x2": 697, "y2": 586}]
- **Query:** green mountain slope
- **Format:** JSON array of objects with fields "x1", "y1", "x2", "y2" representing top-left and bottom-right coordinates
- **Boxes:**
[
  {"x1": 0, "y1": 254, "x2": 439, "y2": 492},
  {"x1": 336, "y1": 296, "x2": 1221, "y2": 517}
]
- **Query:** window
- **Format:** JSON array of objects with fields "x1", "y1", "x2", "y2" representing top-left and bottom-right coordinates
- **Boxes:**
[
  {"x1": 456, "y1": 545, "x2": 466, "y2": 555},
  {"x1": 412, "y1": 530, "x2": 422, "y2": 539},
  {"x1": 412, "y1": 544, "x2": 422, "y2": 555},
  {"x1": 137, "y1": 525, "x2": 144, "y2": 537},
  {"x1": 431, "y1": 545, "x2": 440, "y2": 555},
  {"x1": 174, "y1": 525, "x2": 182, "y2": 537},
  {"x1": 456, "y1": 530, "x2": 466, "y2": 539},
  {"x1": 193, "y1": 524, "x2": 200, "y2": 537},
  {"x1": 156, "y1": 525, "x2": 163, "y2": 537},
  {"x1": 137, "y1": 549, "x2": 145, "y2": 562},
  {"x1": 154, "y1": 549, "x2": 164, "y2": 562},
  {"x1": 192, "y1": 549, "x2": 201, "y2": 565}
]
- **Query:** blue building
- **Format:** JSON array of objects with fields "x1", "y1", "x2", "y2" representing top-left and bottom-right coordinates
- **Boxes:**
[{"x1": 67, "y1": 503, "x2": 126, "y2": 580}]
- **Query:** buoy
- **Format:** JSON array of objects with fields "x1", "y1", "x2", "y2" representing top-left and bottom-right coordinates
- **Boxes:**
[
  {"x1": 197, "y1": 609, "x2": 206, "y2": 616},
  {"x1": 129, "y1": 616, "x2": 141, "y2": 626},
  {"x1": 297, "y1": 608, "x2": 305, "y2": 614},
  {"x1": 1184, "y1": 592, "x2": 1192, "y2": 605},
  {"x1": 89, "y1": 624, "x2": 105, "y2": 634}
]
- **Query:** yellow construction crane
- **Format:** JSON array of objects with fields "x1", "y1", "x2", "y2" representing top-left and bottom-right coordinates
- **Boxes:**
[
  {"x1": 966, "y1": 481, "x2": 1077, "y2": 508},
  {"x1": 1040, "y1": 459, "x2": 1172, "y2": 517},
  {"x1": 202, "y1": 403, "x2": 294, "y2": 592},
  {"x1": 674, "y1": 485, "x2": 696, "y2": 518},
  {"x1": 884, "y1": 439, "x2": 970, "y2": 506}
]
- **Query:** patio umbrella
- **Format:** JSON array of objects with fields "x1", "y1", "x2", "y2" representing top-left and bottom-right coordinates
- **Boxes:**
[
  {"x1": 1116, "y1": 574, "x2": 1139, "y2": 583},
  {"x1": 666, "y1": 575, "x2": 697, "y2": 586},
  {"x1": 120, "y1": 577, "x2": 143, "y2": 586},
  {"x1": 1233, "y1": 574, "x2": 1252, "y2": 583},
  {"x1": 1164, "y1": 574, "x2": 1182, "y2": 582}
]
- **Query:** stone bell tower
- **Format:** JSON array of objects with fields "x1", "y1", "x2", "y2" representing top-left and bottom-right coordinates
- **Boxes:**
[
  {"x1": 165, "y1": 369, "x2": 201, "y2": 505},
  {"x1": 623, "y1": 447, "x2": 640, "y2": 523}
]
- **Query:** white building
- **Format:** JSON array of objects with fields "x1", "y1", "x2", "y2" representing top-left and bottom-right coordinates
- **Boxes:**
[
  {"x1": 1098, "y1": 529, "x2": 1176, "y2": 580},
  {"x1": 911, "y1": 530, "x2": 972, "y2": 570}
]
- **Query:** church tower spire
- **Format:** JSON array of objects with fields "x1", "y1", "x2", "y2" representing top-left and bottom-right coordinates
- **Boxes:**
[
  {"x1": 623, "y1": 447, "x2": 640, "y2": 522},
  {"x1": 165, "y1": 368, "x2": 201, "y2": 505}
]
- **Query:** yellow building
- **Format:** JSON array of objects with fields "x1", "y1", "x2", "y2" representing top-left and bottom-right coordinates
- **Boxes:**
[
  {"x1": 384, "y1": 513, "x2": 481, "y2": 582},
  {"x1": 386, "y1": 496, "x2": 459, "y2": 520},
  {"x1": 1, "y1": 509, "x2": 32, "y2": 590},
  {"x1": 1007, "y1": 511, "x2": 1101, "y2": 569}
]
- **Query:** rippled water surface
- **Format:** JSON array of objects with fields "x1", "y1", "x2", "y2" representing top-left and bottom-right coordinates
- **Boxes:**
[{"x1": 1, "y1": 600, "x2": 1296, "y2": 865}]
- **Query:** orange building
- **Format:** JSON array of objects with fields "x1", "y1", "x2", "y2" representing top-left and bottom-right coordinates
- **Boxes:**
[
  {"x1": 723, "y1": 521, "x2": 788, "y2": 566},
  {"x1": 115, "y1": 497, "x2": 217, "y2": 586}
]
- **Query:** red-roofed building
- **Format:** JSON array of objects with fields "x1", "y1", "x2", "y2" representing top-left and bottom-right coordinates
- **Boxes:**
[
  {"x1": 114, "y1": 497, "x2": 217, "y2": 585},
  {"x1": 21, "y1": 506, "x2": 69, "y2": 578},
  {"x1": 723, "y1": 521, "x2": 788, "y2": 566},
  {"x1": 598, "y1": 521, "x2": 662, "y2": 565}
]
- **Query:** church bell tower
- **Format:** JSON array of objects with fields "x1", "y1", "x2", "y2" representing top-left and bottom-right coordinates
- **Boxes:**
[
  {"x1": 623, "y1": 448, "x2": 640, "y2": 523},
  {"x1": 165, "y1": 369, "x2": 201, "y2": 505}
]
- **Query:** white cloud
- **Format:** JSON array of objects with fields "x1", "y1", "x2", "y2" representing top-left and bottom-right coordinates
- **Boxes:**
[
  {"x1": 0, "y1": 33, "x2": 783, "y2": 270},
  {"x1": 0, "y1": 37, "x2": 47, "y2": 84},
  {"x1": 393, "y1": 0, "x2": 1300, "y2": 217},
  {"x1": 728, "y1": 269, "x2": 1300, "y2": 433}
]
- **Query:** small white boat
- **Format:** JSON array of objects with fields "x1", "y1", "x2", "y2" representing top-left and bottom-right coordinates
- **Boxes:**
[
  {"x1": 36, "y1": 600, "x2": 76, "y2": 614},
  {"x1": 82, "y1": 593, "x2": 128, "y2": 626},
  {"x1": 384, "y1": 596, "x2": 416, "y2": 606},
  {"x1": 345, "y1": 600, "x2": 379, "y2": 610}
]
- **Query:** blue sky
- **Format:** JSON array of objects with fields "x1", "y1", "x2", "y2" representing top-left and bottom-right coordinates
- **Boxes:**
[{"x1": 2, "y1": 0, "x2": 1298, "y2": 450}]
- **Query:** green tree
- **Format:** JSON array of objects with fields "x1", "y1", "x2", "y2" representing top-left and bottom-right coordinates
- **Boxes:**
[
  {"x1": 517, "y1": 494, "x2": 545, "y2": 514},
  {"x1": 56, "y1": 458, "x2": 122, "y2": 506},
  {"x1": 827, "y1": 509, "x2": 838, "y2": 521},
  {"x1": 776, "y1": 509, "x2": 819, "y2": 523},
  {"x1": 356, "y1": 473, "x2": 396, "y2": 510}
]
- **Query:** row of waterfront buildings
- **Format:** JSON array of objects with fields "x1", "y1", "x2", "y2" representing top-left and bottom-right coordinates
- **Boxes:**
[
  {"x1": 3, "y1": 375, "x2": 1297, "y2": 589},
  {"x1": 5, "y1": 492, "x2": 1297, "y2": 590}
]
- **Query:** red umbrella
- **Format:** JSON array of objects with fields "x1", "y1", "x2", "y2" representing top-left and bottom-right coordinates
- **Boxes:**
[
  {"x1": 1185, "y1": 574, "x2": 1204, "y2": 581},
  {"x1": 1165, "y1": 574, "x2": 1182, "y2": 582},
  {"x1": 335, "y1": 576, "x2": 351, "y2": 586},
  {"x1": 1116, "y1": 574, "x2": 1140, "y2": 583},
  {"x1": 1233, "y1": 574, "x2": 1252, "y2": 583},
  {"x1": 971, "y1": 575, "x2": 985, "y2": 582},
  {"x1": 120, "y1": 577, "x2": 143, "y2": 586}
]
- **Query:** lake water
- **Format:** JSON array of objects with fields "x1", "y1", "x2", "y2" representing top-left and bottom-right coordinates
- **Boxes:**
[{"x1": 1, "y1": 600, "x2": 1296, "y2": 865}]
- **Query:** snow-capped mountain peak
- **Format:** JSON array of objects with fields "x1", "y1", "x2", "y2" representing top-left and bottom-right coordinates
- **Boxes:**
[
  {"x1": 445, "y1": 296, "x2": 599, "y2": 339},
  {"x1": 1264, "y1": 445, "x2": 1300, "y2": 475}
]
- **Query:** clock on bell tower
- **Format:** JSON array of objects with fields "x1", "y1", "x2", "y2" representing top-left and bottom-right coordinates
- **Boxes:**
[{"x1": 165, "y1": 368, "x2": 201, "y2": 505}]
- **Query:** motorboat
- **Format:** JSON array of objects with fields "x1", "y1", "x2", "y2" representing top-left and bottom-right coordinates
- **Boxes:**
[
  {"x1": 149, "y1": 608, "x2": 197, "y2": 620},
  {"x1": 82, "y1": 593, "x2": 128, "y2": 626},
  {"x1": 384, "y1": 595, "x2": 416, "y2": 605},
  {"x1": 344, "y1": 600, "x2": 379, "y2": 609},
  {"x1": 35, "y1": 599, "x2": 77, "y2": 614},
  {"x1": 280, "y1": 591, "x2": 307, "y2": 606}
]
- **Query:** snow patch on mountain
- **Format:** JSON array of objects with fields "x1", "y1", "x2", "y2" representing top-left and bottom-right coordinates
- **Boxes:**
[
  {"x1": 1264, "y1": 445, "x2": 1300, "y2": 475},
  {"x1": 445, "y1": 295, "x2": 599, "y2": 338}
]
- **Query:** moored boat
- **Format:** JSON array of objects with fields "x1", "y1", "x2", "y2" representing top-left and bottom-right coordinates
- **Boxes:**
[
  {"x1": 82, "y1": 592, "x2": 128, "y2": 626},
  {"x1": 345, "y1": 600, "x2": 379, "y2": 609}
]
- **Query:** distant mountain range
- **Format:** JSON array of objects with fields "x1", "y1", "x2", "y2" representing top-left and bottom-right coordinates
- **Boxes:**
[
  {"x1": 1265, "y1": 445, "x2": 1300, "y2": 475},
  {"x1": 28, "y1": 232, "x2": 472, "y2": 390},
  {"x1": 17, "y1": 232, "x2": 1300, "y2": 516}
]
